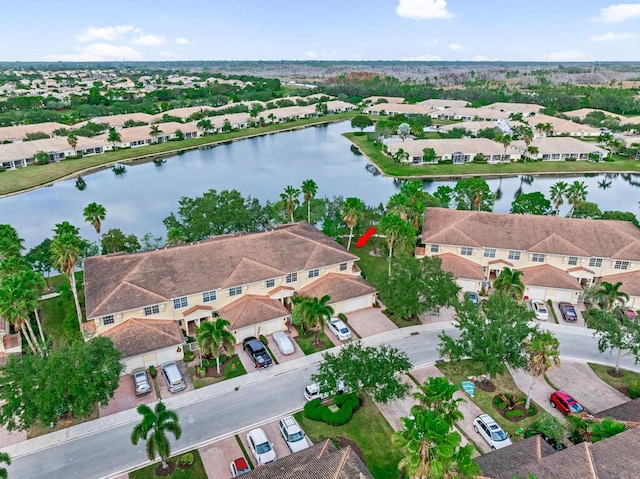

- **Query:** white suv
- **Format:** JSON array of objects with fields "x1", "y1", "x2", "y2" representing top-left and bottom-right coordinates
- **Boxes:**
[
  {"x1": 304, "y1": 380, "x2": 346, "y2": 401},
  {"x1": 278, "y1": 416, "x2": 310, "y2": 452},
  {"x1": 473, "y1": 414, "x2": 512, "y2": 450}
]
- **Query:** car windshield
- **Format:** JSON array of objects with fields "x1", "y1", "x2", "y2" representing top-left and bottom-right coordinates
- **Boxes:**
[
  {"x1": 255, "y1": 441, "x2": 272, "y2": 454},
  {"x1": 538, "y1": 306, "x2": 547, "y2": 313},
  {"x1": 569, "y1": 402, "x2": 584, "y2": 413},
  {"x1": 491, "y1": 430, "x2": 508, "y2": 441},
  {"x1": 289, "y1": 431, "x2": 304, "y2": 442},
  {"x1": 565, "y1": 308, "x2": 577, "y2": 317},
  {"x1": 339, "y1": 327, "x2": 349, "y2": 334}
]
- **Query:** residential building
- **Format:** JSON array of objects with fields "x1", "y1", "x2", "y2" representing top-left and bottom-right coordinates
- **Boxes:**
[
  {"x1": 363, "y1": 103, "x2": 430, "y2": 116},
  {"x1": 599, "y1": 269, "x2": 640, "y2": 309},
  {"x1": 430, "y1": 107, "x2": 510, "y2": 122},
  {"x1": 510, "y1": 137, "x2": 608, "y2": 161},
  {"x1": 0, "y1": 136, "x2": 110, "y2": 170},
  {"x1": 526, "y1": 114, "x2": 600, "y2": 137},
  {"x1": 94, "y1": 121, "x2": 199, "y2": 148},
  {"x1": 386, "y1": 138, "x2": 520, "y2": 165},
  {"x1": 363, "y1": 96, "x2": 406, "y2": 105},
  {"x1": 419, "y1": 99, "x2": 469, "y2": 110},
  {"x1": 481, "y1": 102, "x2": 544, "y2": 116},
  {"x1": 0, "y1": 122, "x2": 68, "y2": 143},
  {"x1": 438, "y1": 120, "x2": 526, "y2": 136},
  {"x1": 83, "y1": 223, "x2": 376, "y2": 372}
]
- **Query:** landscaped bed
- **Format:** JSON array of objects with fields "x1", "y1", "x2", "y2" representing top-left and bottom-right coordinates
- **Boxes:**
[
  {"x1": 188, "y1": 354, "x2": 246, "y2": 389},
  {"x1": 295, "y1": 330, "x2": 334, "y2": 355},
  {"x1": 128, "y1": 450, "x2": 207, "y2": 479}
]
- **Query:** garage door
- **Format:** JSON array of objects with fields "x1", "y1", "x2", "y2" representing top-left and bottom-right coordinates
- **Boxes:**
[
  {"x1": 124, "y1": 355, "x2": 145, "y2": 374},
  {"x1": 545, "y1": 289, "x2": 575, "y2": 304},
  {"x1": 336, "y1": 295, "x2": 373, "y2": 314},
  {"x1": 157, "y1": 348, "x2": 178, "y2": 365},
  {"x1": 526, "y1": 287, "x2": 547, "y2": 301},
  {"x1": 143, "y1": 352, "x2": 158, "y2": 368}
]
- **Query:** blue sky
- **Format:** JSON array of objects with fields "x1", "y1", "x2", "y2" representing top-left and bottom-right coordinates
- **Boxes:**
[{"x1": 2, "y1": 1, "x2": 640, "y2": 62}]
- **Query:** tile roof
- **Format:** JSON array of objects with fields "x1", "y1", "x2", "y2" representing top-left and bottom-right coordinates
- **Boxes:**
[
  {"x1": 102, "y1": 318, "x2": 184, "y2": 358},
  {"x1": 299, "y1": 273, "x2": 376, "y2": 304},
  {"x1": 594, "y1": 398, "x2": 640, "y2": 423},
  {"x1": 422, "y1": 208, "x2": 640, "y2": 262},
  {"x1": 241, "y1": 439, "x2": 373, "y2": 479},
  {"x1": 600, "y1": 269, "x2": 640, "y2": 297},
  {"x1": 437, "y1": 253, "x2": 485, "y2": 280},
  {"x1": 520, "y1": 264, "x2": 583, "y2": 291},
  {"x1": 217, "y1": 295, "x2": 289, "y2": 329},
  {"x1": 182, "y1": 304, "x2": 212, "y2": 317},
  {"x1": 475, "y1": 435, "x2": 555, "y2": 479},
  {"x1": 84, "y1": 223, "x2": 358, "y2": 318}
]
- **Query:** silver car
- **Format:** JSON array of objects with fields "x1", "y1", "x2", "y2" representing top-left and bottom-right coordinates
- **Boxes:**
[
  {"x1": 131, "y1": 368, "x2": 152, "y2": 396},
  {"x1": 272, "y1": 331, "x2": 295, "y2": 355}
]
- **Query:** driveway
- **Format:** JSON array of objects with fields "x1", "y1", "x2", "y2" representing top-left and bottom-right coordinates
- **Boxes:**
[
  {"x1": 156, "y1": 361, "x2": 194, "y2": 399},
  {"x1": 420, "y1": 306, "x2": 456, "y2": 324},
  {"x1": 200, "y1": 435, "x2": 246, "y2": 479},
  {"x1": 546, "y1": 360, "x2": 628, "y2": 414},
  {"x1": 549, "y1": 301, "x2": 586, "y2": 328},
  {"x1": 344, "y1": 307, "x2": 398, "y2": 338},
  {"x1": 99, "y1": 373, "x2": 157, "y2": 418},
  {"x1": 267, "y1": 332, "x2": 306, "y2": 364},
  {"x1": 508, "y1": 368, "x2": 564, "y2": 420}
]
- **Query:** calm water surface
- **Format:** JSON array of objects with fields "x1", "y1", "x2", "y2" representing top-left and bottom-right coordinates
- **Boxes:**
[{"x1": 1, "y1": 121, "x2": 638, "y2": 248}]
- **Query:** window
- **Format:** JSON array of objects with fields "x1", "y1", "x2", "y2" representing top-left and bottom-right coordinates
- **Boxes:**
[
  {"x1": 173, "y1": 296, "x2": 188, "y2": 309},
  {"x1": 508, "y1": 250, "x2": 521, "y2": 261},
  {"x1": 202, "y1": 290, "x2": 217, "y2": 302},
  {"x1": 568, "y1": 256, "x2": 578, "y2": 266},
  {"x1": 266, "y1": 278, "x2": 275, "y2": 288},
  {"x1": 614, "y1": 260, "x2": 630, "y2": 270},
  {"x1": 229, "y1": 286, "x2": 242, "y2": 297},
  {"x1": 589, "y1": 258, "x2": 603, "y2": 268},
  {"x1": 532, "y1": 253, "x2": 545, "y2": 263},
  {"x1": 103, "y1": 315, "x2": 114, "y2": 326},
  {"x1": 144, "y1": 305, "x2": 160, "y2": 316},
  {"x1": 430, "y1": 244, "x2": 439, "y2": 253},
  {"x1": 484, "y1": 248, "x2": 496, "y2": 258},
  {"x1": 308, "y1": 269, "x2": 319, "y2": 279},
  {"x1": 339, "y1": 263, "x2": 348, "y2": 271},
  {"x1": 460, "y1": 247, "x2": 473, "y2": 256},
  {"x1": 286, "y1": 272, "x2": 298, "y2": 283}
]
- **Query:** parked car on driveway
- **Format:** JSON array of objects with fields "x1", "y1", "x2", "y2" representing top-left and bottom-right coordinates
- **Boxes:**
[
  {"x1": 230, "y1": 457, "x2": 251, "y2": 477},
  {"x1": 550, "y1": 391, "x2": 586, "y2": 417},
  {"x1": 558, "y1": 302, "x2": 578, "y2": 322},
  {"x1": 243, "y1": 336, "x2": 273, "y2": 368},
  {"x1": 272, "y1": 331, "x2": 295, "y2": 355},
  {"x1": 473, "y1": 414, "x2": 512, "y2": 450},
  {"x1": 278, "y1": 415, "x2": 310, "y2": 452},
  {"x1": 531, "y1": 299, "x2": 549, "y2": 321},
  {"x1": 161, "y1": 362, "x2": 186, "y2": 393},
  {"x1": 246, "y1": 427, "x2": 276, "y2": 465},
  {"x1": 131, "y1": 368, "x2": 152, "y2": 396},
  {"x1": 327, "y1": 317, "x2": 352, "y2": 341}
]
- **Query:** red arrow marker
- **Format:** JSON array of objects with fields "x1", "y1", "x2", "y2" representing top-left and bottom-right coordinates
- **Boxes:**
[{"x1": 356, "y1": 227, "x2": 376, "y2": 248}]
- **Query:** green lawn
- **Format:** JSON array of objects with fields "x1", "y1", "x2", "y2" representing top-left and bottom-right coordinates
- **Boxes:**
[
  {"x1": 436, "y1": 359, "x2": 545, "y2": 439},
  {"x1": 188, "y1": 354, "x2": 247, "y2": 389},
  {"x1": 295, "y1": 394, "x2": 402, "y2": 479},
  {"x1": 588, "y1": 362, "x2": 640, "y2": 397},
  {"x1": 129, "y1": 451, "x2": 207, "y2": 479},
  {"x1": 39, "y1": 271, "x2": 84, "y2": 350},
  {"x1": 0, "y1": 113, "x2": 357, "y2": 196},
  {"x1": 295, "y1": 331, "x2": 335, "y2": 355},
  {"x1": 352, "y1": 244, "x2": 388, "y2": 290},
  {"x1": 345, "y1": 132, "x2": 640, "y2": 178}
]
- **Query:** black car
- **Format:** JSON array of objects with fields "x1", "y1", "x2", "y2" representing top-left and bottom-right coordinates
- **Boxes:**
[
  {"x1": 243, "y1": 336, "x2": 273, "y2": 368},
  {"x1": 558, "y1": 302, "x2": 578, "y2": 322}
]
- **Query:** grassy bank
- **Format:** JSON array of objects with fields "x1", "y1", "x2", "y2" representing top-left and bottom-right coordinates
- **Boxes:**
[
  {"x1": 345, "y1": 132, "x2": 640, "y2": 178},
  {"x1": 0, "y1": 113, "x2": 356, "y2": 197}
]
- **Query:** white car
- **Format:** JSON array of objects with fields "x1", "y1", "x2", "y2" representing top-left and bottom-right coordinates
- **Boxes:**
[
  {"x1": 278, "y1": 416, "x2": 310, "y2": 452},
  {"x1": 272, "y1": 331, "x2": 295, "y2": 355},
  {"x1": 327, "y1": 317, "x2": 352, "y2": 341},
  {"x1": 473, "y1": 414, "x2": 512, "y2": 450},
  {"x1": 246, "y1": 428, "x2": 276, "y2": 465},
  {"x1": 304, "y1": 380, "x2": 346, "y2": 401},
  {"x1": 531, "y1": 299, "x2": 549, "y2": 321}
]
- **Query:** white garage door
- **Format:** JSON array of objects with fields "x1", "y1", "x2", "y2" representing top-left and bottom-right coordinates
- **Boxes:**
[
  {"x1": 123, "y1": 355, "x2": 145, "y2": 374},
  {"x1": 545, "y1": 289, "x2": 575, "y2": 304},
  {"x1": 336, "y1": 295, "x2": 373, "y2": 314},
  {"x1": 526, "y1": 287, "x2": 547, "y2": 300},
  {"x1": 157, "y1": 347, "x2": 178, "y2": 365}
]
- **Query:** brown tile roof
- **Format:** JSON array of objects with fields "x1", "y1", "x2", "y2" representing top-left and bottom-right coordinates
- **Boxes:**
[
  {"x1": 181, "y1": 304, "x2": 212, "y2": 317},
  {"x1": 422, "y1": 208, "x2": 640, "y2": 261},
  {"x1": 299, "y1": 273, "x2": 376, "y2": 304},
  {"x1": 217, "y1": 295, "x2": 289, "y2": 329},
  {"x1": 567, "y1": 266, "x2": 595, "y2": 274},
  {"x1": 519, "y1": 264, "x2": 583, "y2": 291},
  {"x1": 595, "y1": 399, "x2": 640, "y2": 422},
  {"x1": 437, "y1": 253, "x2": 485, "y2": 280},
  {"x1": 102, "y1": 318, "x2": 183, "y2": 358},
  {"x1": 601, "y1": 269, "x2": 640, "y2": 297},
  {"x1": 488, "y1": 259, "x2": 513, "y2": 266},
  {"x1": 84, "y1": 223, "x2": 358, "y2": 318},
  {"x1": 475, "y1": 435, "x2": 555, "y2": 479},
  {"x1": 81, "y1": 320, "x2": 97, "y2": 337},
  {"x1": 241, "y1": 439, "x2": 373, "y2": 479}
]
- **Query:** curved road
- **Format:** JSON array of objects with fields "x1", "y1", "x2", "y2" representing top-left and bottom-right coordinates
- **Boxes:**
[{"x1": 5, "y1": 322, "x2": 639, "y2": 478}]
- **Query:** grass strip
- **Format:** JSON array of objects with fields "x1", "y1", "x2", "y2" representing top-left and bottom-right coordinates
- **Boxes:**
[{"x1": 234, "y1": 434, "x2": 255, "y2": 470}]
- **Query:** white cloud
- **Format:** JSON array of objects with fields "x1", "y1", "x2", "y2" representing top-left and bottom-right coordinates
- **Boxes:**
[
  {"x1": 401, "y1": 54, "x2": 441, "y2": 61},
  {"x1": 175, "y1": 37, "x2": 189, "y2": 45},
  {"x1": 305, "y1": 50, "x2": 336, "y2": 59},
  {"x1": 44, "y1": 43, "x2": 142, "y2": 61},
  {"x1": 76, "y1": 25, "x2": 138, "y2": 42},
  {"x1": 396, "y1": 0, "x2": 453, "y2": 19},
  {"x1": 130, "y1": 34, "x2": 166, "y2": 46},
  {"x1": 546, "y1": 49, "x2": 590, "y2": 61},
  {"x1": 594, "y1": 3, "x2": 640, "y2": 22},
  {"x1": 590, "y1": 31, "x2": 636, "y2": 41},
  {"x1": 449, "y1": 43, "x2": 469, "y2": 51}
]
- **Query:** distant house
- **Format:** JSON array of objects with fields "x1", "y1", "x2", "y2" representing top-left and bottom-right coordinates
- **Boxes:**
[
  {"x1": 363, "y1": 103, "x2": 430, "y2": 116},
  {"x1": 430, "y1": 107, "x2": 510, "y2": 122},
  {"x1": 510, "y1": 137, "x2": 608, "y2": 161},
  {"x1": 0, "y1": 122, "x2": 68, "y2": 143},
  {"x1": 481, "y1": 102, "x2": 543, "y2": 116},
  {"x1": 526, "y1": 113, "x2": 600, "y2": 137},
  {"x1": 386, "y1": 138, "x2": 520, "y2": 165},
  {"x1": 0, "y1": 136, "x2": 111, "y2": 170}
]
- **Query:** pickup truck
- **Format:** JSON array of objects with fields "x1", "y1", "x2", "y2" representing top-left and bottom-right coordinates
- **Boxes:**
[{"x1": 242, "y1": 336, "x2": 273, "y2": 368}]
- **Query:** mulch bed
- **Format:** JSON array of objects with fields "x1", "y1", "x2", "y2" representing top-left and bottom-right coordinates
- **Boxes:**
[
  {"x1": 606, "y1": 368, "x2": 624, "y2": 378},
  {"x1": 155, "y1": 461, "x2": 175, "y2": 476},
  {"x1": 493, "y1": 395, "x2": 536, "y2": 422},
  {"x1": 476, "y1": 380, "x2": 497, "y2": 393},
  {"x1": 334, "y1": 435, "x2": 364, "y2": 460},
  {"x1": 199, "y1": 356, "x2": 235, "y2": 378}
]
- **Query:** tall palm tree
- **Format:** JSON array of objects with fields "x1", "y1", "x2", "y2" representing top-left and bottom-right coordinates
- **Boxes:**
[
  {"x1": 0, "y1": 451, "x2": 11, "y2": 479},
  {"x1": 0, "y1": 224, "x2": 24, "y2": 260},
  {"x1": 150, "y1": 124, "x2": 162, "y2": 144},
  {"x1": 566, "y1": 180, "x2": 588, "y2": 217},
  {"x1": 131, "y1": 401, "x2": 182, "y2": 470},
  {"x1": 522, "y1": 331, "x2": 560, "y2": 409},
  {"x1": 549, "y1": 181, "x2": 568, "y2": 215},
  {"x1": 83, "y1": 202, "x2": 106, "y2": 255},
  {"x1": 293, "y1": 295, "x2": 334, "y2": 346},
  {"x1": 301, "y1": 179, "x2": 318, "y2": 224},
  {"x1": 593, "y1": 281, "x2": 630, "y2": 311},
  {"x1": 67, "y1": 131, "x2": 78, "y2": 156},
  {"x1": 492, "y1": 267, "x2": 525, "y2": 300},
  {"x1": 341, "y1": 197, "x2": 365, "y2": 250},
  {"x1": 413, "y1": 376, "x2": 464, "y2": 427},
  {"x1": 379, "y1": 213, "x2": 415, "y2": 276},
  {"x1": 51, "y1": 223, "x2": 83, "y2": 329},
  {"x1": 280, "y1": 185, "x2": 300, "y2": 223},
  {"x1": 196, "y1": 118, "x2": 213, "y2": 135},
  {"x1": 196, "y1": 318, "x2": 236, "y2": 374}
]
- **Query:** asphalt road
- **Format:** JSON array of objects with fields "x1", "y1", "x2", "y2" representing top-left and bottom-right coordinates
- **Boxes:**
[{"x1": 5, "y1": 324, "x2": 639, "y2": 478}]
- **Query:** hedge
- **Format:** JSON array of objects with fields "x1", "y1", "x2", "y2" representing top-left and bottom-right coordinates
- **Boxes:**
[{"x1": 303, "y1": 392, "x2": 360, "y2": 426}]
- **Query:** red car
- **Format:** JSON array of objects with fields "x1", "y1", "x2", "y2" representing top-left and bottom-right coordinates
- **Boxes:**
[{"x1": 550, "y1": 391, "x2": 585, "y2": 417}]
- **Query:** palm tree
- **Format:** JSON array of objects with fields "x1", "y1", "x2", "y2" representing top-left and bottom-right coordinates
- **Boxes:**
[
  {"x1": 301, "y1": 179, "x2": 318, "y2": 224},
  {"x1": 51, "y1": 223, "x2": 83, "y2": 329},
  {"x1": 413, "y1": 376, "x2": 464, "y2": 427},
  {"x1": 131, "y1": 401, "x2": 182, "y2": 470},
  {"x1": 593, "y1": 281, "x2": 630, "y2": 311},
  {"x1": 379, "y1": 213, "x2": 415, "y2": 276},
  {"x1": 522, "y1": 331, "x2": 560, "y2": 409},
  {"x1": 293, "y1": 295, "x2": 334, "y2": 346},
  {"x1": 591, "y1": 418, "x2": 626, "y2": 443},
  {"x1": 196, "y1": 118, "x2": 213, "y2": 135},
  {"x1": 0, "y1": 451, "x2": 11, "y2": 479},
  {"x1": 83, "y1": 202, "x2": 106, "y2": 255},
  {"x1": 67, "y1": 131, "x2": 78, "y2": 156},
  {"x1": 280, "y1": 185, "x2": 300, "y2": 223},
  {"x1": 196, "y1": 318, "x2": 236, "y2": 375},
  {"x1": 549, "y1": 181, "x2": 568, "y2": 215},
  {"x1": 492, "y1": 267, "x2": 525, "y2": 300},
  {"x1": 0, "y1": 224, "x2": 24, "y2": 260},
  {"x1": 499, "y1": 133, "x2": 512, "y2": 154},
  {"x1": 341, "y1": 197, "x2": 365, "y2": 250},
  {"x1": 526, "y1": 145, "x2": 539, "y2": 160},
  {"x1": 150, "y1": 124, "x2": 162, "y2": 144},
  {"x1": 566, "y1": 180, "x2": 588, "y2": 217},
  {"x1": 107, "y1": 128, "x2": 121, "y2": 149}
]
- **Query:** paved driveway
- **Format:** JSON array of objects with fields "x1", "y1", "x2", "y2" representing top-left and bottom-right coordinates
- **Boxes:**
[
  {"x1": 546, "y1": 360, "x2": 628, "y2": 414},
  {"x1": 268, "y1": 332, "x2": 306, "y2": 364},
  {"x1": 0, "y1": 426, "x2": 26, "y2": 449},
  {"x1": 549, "y1": 301, "x2": 586, "y2": 328},
  {"x1": 345, "y1": 307, "x2": 398, "y2": 338},
  {"x1": 200, "y1": 436, "x2": 246, "y2": 479},
  {"x1": 99, "y1": 373, "x2": 157, "y2": 418},
  {"x1": 420, "y1": 306, "x2": 456, "y2": 324},
  {"x1": 508, "y1": 368, "x2": 564, "y2": 420}
]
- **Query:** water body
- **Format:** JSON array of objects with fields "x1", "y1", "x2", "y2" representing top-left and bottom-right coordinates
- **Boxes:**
[{"x1": 1, "y1": 121, "x2": 638, "y2": 249}]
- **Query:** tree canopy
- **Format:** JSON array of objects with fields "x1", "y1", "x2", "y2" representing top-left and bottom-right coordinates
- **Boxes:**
[
  {"x1": 584, "y1": 308, "x2": 640, "y2": 373},
  {"x1": 453, "y1": 177, "x2": 493, "y2": 211},
  {"x1": 510, "y1": 191, "x2": 553, "y2": 215}
]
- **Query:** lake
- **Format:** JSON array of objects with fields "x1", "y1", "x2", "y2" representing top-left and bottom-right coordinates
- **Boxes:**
[{"x1": 1, "y1": 121, "x2": 638, "y2": 248}]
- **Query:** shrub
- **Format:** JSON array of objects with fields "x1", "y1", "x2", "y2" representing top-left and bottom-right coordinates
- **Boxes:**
[
  {"x1": 565, "y1": 157, "x2": 577, "y2": 161},
  {"x1": 528, "y1": 405, "x2": 538, "y2": 416},
  {"x1": 0, "y1": 166, "x2": 5, "y2": 173},
  {"x1": 183, "y1": 350, "x2": 195, "y2": 362},
  {"x1": 149, "y1": 365, "x2": 157, "y2": 378},
  {"x1": 604, "y1": 157, "x2": 615, "y2": 162},
  {"x1": 500, "y1": 393, "x2": 523, "y2": 410},
  {"x1": 505, "y1": 409, "x2": 524, "y2": 418},
  {"x1": 259, "y1": 335, "x2": 268, "y2": 345},
  {"x1": 338, "y1": 313, "x2": 348, "y2": 322},
  {"x1": 303, "y1": 393, "x2": 360, "y2": 426},
  {"x1": 179, "y1": 452, "x2": 194, "y2": 466},
  {"x1": 438, "y1": 159, "x2": 453, "y2": 164},
  {"x1": 629, "y1": 380, "x2": 640, "y2": 400},
  {"x1": 197, "y1": 367, "x2": 206, "y2": 377}
]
